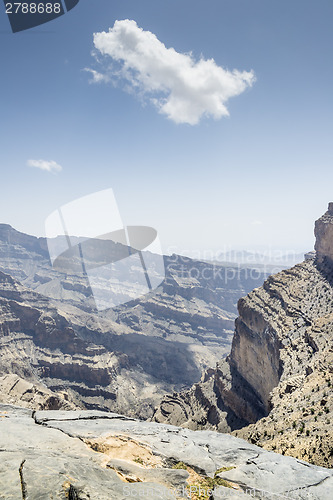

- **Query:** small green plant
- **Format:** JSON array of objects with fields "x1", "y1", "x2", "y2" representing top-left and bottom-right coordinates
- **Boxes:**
[
  {"x1": 133, "y1": 457, "x2": 144, "y2": 465},
  {"x1": 214, "y1": 466, "x2": 235, "y2": 475},
  {"x1": 185, "y1": 471, "x2": 234, "y2": 499},
  {"x1": 172, "y1": 461, "x2": 187, "y2": 470},
  {"x1": 306, "y1": 430, "x2": 310, "y2": 436},
  {"x1": 213, "y1": 477, "x2": 233, "y2": 489}
]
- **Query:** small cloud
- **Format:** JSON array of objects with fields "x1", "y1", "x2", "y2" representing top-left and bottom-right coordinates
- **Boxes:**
[
  {"x1": 251, "y1": 220, "x2": 263, "y2": 226},
  {"x1": 83, "y1": 68, "x2": 110, "y2": 84},
  {"x1": 27, "y1": 159, "x2": 62, "y2": 173},
  {"x1": 88, "y1": 19, "x2": 256, "y2": 125}
]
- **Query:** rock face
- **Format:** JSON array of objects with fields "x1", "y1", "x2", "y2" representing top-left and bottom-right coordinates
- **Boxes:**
[
  {"x1": 0, "y1": 374, "x2": 75, "y2": 410},
  {"x1": 315, "y1": 202, "x2": 333, "y2": 264},
  {"x1": 0, "y1": 224, "x2": 271, "y2": 418},
  {"x1": 1, "y1": 403, "x2": 332, "y2": 500},
  {"x1": 153, "y1": 205, "x2": 333, "y2": 468}
]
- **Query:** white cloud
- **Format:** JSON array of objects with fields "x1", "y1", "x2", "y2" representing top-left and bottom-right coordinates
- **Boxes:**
[
  {"x1": 27, "y1": 159, "x2": 62, "y2": 173},
  {"x1": 84, "y1": 68, "x2": 110, "y2": 84},
  {"x1": 89, "y1": 20, "x2": 256, "y2": 125}
]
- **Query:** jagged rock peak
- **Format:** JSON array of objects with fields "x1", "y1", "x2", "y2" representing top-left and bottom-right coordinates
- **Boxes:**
[{"x1": 315, "y1": 202, "x2": 333, "y2": 264}]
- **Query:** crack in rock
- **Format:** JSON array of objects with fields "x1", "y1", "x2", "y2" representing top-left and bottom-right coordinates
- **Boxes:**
[
  {"x1": 19, "y1": 459, "x2": 27, "y2": 500},
  {"x1": 68, "y1": 484, "x2": 79, "y2": 500},
  {"x1": 245, "y1": 453, "x2": 260, "y2": 464},
  {"x1": 286, "y1": 473, "x2": 331, "y2": 492}
]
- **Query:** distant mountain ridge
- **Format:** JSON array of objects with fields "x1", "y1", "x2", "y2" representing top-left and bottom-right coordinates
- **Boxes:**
[{"x1": 214, "y1": 249, "x2": 306, "y2": 267}]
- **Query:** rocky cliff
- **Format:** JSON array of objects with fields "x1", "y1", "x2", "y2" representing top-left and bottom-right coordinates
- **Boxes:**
[
  {"x1": 0, "y1": 224, "x2": 270, "y2": 418},
  {"x1": 315, "y1": 202, "x2": 333, "y2": 265},
  {"x1": 153, "y1": 205, "x2": 333, "y2": 468}
]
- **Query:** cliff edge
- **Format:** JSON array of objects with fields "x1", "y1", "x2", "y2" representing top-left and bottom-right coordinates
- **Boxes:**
[{"x1": 153, "y1": 204, "x2": 333, "y2": 468}]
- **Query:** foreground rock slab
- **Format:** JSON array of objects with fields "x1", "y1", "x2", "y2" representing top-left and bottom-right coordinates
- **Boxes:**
[{"x1": 1, "y1": 404, "x2": 332, "y2": 499}]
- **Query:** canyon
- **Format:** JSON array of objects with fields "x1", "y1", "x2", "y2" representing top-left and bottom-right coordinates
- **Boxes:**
[
  {"x1": 0, "y1": 206, "x2": 332, "y2": 498},
  {"x1": 0, "y1": 223, "x2": 270, "y2": 418}
]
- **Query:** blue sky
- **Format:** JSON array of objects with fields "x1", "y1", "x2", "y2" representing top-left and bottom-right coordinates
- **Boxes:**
[{"x1": 0, "y1": 0, "x2": 333, "y2": 258}]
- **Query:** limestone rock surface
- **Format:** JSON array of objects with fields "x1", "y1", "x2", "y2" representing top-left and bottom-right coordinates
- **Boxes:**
[{"x1": 1, "y1": 403, "x2": 332, "y2": 499}]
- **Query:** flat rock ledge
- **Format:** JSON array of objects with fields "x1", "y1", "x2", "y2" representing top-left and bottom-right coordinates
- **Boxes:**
[{"x1": 0, "y1": 404, "x2": 332, "y2": 499}]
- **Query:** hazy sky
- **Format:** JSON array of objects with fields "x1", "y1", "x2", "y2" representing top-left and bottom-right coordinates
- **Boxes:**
[{"x1": 0, "y1": 0, "x2": 332, "y2": 258}]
